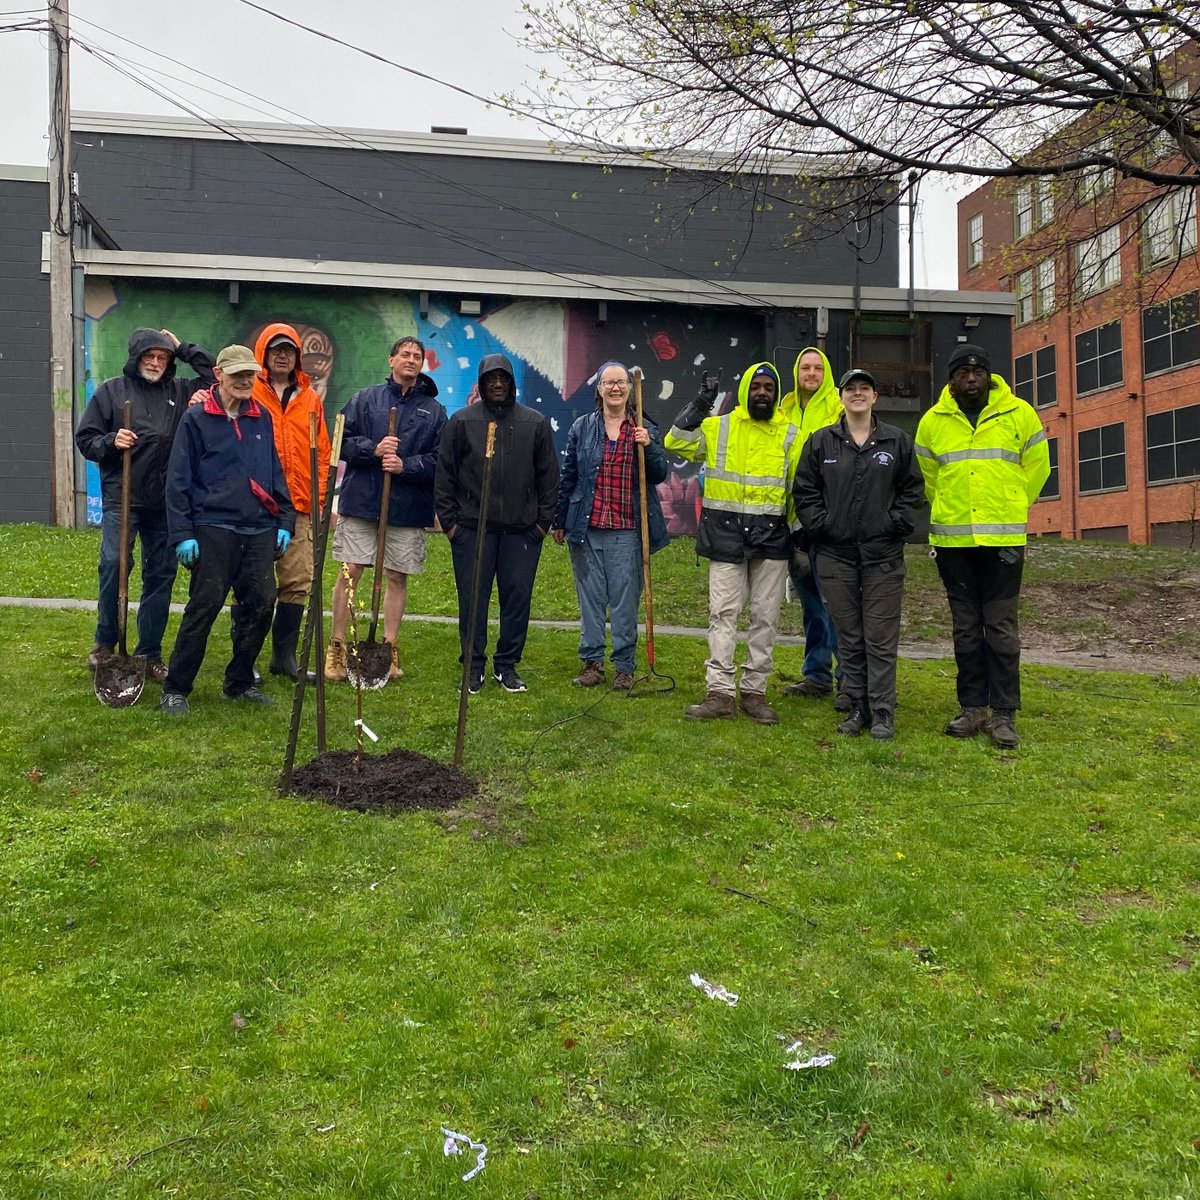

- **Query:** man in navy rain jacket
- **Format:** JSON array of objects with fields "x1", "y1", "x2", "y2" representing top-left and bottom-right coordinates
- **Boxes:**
[{"x1": 160, "y1": 345, "x2": 295, "y2": 715}]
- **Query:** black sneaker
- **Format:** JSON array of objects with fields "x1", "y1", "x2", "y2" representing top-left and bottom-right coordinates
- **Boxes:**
[
  {"x1": 222, "y1": 685, "x2": 275, "y2": 706},
  {"x1": 468, "y1": 666, "x2": 484, "y2": 694},
  {"x1": 493, "y1": 666, "x2": 527, "y2": 693},
  {"x1": 160, "y1": 691, "x2": 189, "y2": 716}
]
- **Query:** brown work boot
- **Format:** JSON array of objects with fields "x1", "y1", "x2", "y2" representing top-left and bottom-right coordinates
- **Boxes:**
[
  {"x1": 783, "y1": 677, "x2": 832, "y2": 698},
  {"x1": 324, "y1": 638, "x2": 348, "y2": 682},
  {"x1": 612, "y1": 671, "x2": 634, "y2": 691},
  {"x1": 87, "y1": 644, "x2": 114, "y2": 672},
  {"x1": 389, "y1": 643, "x2": 404, "y2": 681},
  {"x1": 944, "y1": 706, "x2": 990, "y2": 738},
  {"x1": 991, "y1": 708, "x2": 1020, "y2": 749},
  {"x1": 145, "y1": 660, "x2": 168, "y2": 685},
  {"x1": 684, "y1": 691, "x2": 736, "y2": 721},
  {"x1": 573, "y1": 660, "x2": 605, "y2": 687},
  {"x1": 739, "y1": 692, "x2": 779, "y2": 726}
]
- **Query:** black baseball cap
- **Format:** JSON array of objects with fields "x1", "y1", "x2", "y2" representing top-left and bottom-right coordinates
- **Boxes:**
[{"x1": 838, "y1": 368, "x2": 876, "y2": 390}]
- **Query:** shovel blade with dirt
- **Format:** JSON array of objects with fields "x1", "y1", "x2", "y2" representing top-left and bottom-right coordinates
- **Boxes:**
[
  {"x1": 345, "y1": 405, "x2": 398, "y2": 691},
  {"x1": 96, "y1": 399, "x2": 148, "y2": 708}
]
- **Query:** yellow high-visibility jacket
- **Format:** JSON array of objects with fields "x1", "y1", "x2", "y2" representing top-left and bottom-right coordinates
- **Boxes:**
[
  {"x1": 779, "y1": 346, "x2": 844, "y2": 449},
  {"x1": 915, "y1": 375, "x2": 1050, "y2": 547},
  {"x1": 664, "y1": 362, "x2": 801, "y2": 562}
]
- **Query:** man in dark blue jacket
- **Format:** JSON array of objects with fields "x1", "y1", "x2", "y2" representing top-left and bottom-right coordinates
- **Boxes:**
[
  {"x1": 160, "y1": 345, "x2": 295, "y2": 716},
  {"x1": 435, "y1": 354, "x2": 560, "y2": 694},
  {"x1": 75, "y1": 327, "x2": 215, "y2": 682},
  {"x1": 325, "y1": 336, "x2": 447, "y2": 682}
]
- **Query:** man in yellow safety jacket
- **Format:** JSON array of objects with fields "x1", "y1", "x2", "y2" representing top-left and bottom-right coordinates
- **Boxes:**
[
  {"x1": 778, "y1": 346, "x2": 846, "y2": 707},
  {"x1": 665, "y1": 361, "x2": 802, "y2": 726},
  {"x1": 915, "y1": 344, "x2": 1050, "y2": 749}
]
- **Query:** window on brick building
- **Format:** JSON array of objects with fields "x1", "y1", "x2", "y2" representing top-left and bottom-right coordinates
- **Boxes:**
[
  {"x1": 1078, "y1": 422, "x2": 1127, "y2": 494},
  {"x1": 1034, "y1": 178, "x2": 1054, "y2": 228},
  {"x1": 1146, "y1": 404, "x2": 1200, "y2": 484},
  {"x1": 1015, "y1": 268, "x2": 1034, "y2": 324},
  {"x1": 1143, "y1": 291, "x2": 1200, "y2": 376},
  {"x1": 1014, "y1": 259, "x2": 1054, "y2": 325},
  {"x1": 1075, "y1": 225, "x2": 1121, "y2": 296},
  {"x1": 1152, "y1": 81, "x2": 1189, "y2": 159},
  {"x1": 1014, "y1": 346, "x2": 1057, "y2": 408},
  {"x1": 1078, "y1": 139, "x2": 1115, "y2": 201},
  {"x1": 1142, "y1": 188, "x2": 1197, "y2": 268},
  {"x1": 1039, "y1": 437, "x2": 1060, "y2": 500},
  {"x1": 1075, "y1": 321, "x2": 1123, "y2": 395},
  {"x1": 1015, "y1": 185, "x2": 1033, "y2": 238},
  {"x1": 1036, "y1": 258, "x2": 1055, "y2": 316},
  {"x1": 967, "y1": 213, "x2": 983, "y2": 268}
]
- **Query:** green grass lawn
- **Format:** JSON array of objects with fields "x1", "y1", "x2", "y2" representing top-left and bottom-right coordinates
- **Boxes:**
[{"x1": 1, "y1": 529, "x2": 1199, "y2": 1198}]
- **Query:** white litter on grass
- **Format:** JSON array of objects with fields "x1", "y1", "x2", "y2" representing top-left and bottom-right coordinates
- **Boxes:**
[
  {"x1": 315, "y1": 1123, "x2": 336, "y2": 1133},
  {"x1": 442, "y1": 1127, "x2": 488, "y2": 1181},
  {"x1": 689, "y1": 972, "x2": 738, "y2": 1006},
  {"x1": 354, "y1": 719, "x2": 378, "y2": 743},
  {"x1": 784, "y1": 1053, "x2": 836, "y2": 1071},
  {"x1": 399, "y1": 1018, "x2": 425, "y2": 1028}
]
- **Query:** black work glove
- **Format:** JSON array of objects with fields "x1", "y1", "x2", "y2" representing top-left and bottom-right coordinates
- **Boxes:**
[{"x1": 696, "y1": 375, "x2": 720, "y2": 414}]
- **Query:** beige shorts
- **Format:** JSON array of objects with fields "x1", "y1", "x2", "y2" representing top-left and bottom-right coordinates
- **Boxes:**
[{"x1": 332, "y1": 515, "x2": 427, "y2": 575}]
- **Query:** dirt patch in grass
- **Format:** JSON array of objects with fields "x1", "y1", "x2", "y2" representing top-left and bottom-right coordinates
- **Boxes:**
[{"x1": 286, "y1": 749, "x2": 478, "y2": 813}]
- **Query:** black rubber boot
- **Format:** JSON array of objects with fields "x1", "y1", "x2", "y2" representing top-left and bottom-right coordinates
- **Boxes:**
[{"x1": 269, "y1": 602, "x2": 304, "y2": 681}]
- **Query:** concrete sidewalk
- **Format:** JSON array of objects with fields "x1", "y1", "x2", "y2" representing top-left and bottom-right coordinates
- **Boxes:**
[{"x1": 4, "y1": 594, "x2": 1178, "y2": 675}]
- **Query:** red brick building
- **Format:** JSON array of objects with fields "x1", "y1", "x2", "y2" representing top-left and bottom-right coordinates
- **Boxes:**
[{"x1": 958, "y1": 82, "x2": 1200, "y2": 546}]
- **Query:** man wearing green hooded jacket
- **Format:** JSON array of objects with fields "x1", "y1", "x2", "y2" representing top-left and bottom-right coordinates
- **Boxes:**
[
  {"x1": 779, "y1": 346, "x2": 846, "y2": 706},
  {"x1": 665, "y1": 362, "x2": 802, "y2": 725}
]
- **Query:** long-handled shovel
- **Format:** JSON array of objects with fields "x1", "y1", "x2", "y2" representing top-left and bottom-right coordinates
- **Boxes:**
[
  {"x1": 628, "y1": 368, "x2": 675, "y2": 696},
  {"x1": 453, "y1": 419, "x2": 497, "y2": 767},
  {"x1": 346, "y1": 406, "x2": 398, "y2": 690},
  {"x1": 281, "y1": 412, "x2": 344, "y2": 793},
  {"x1": 95, "y1": 400, "x2": 147, "y2": 708}
]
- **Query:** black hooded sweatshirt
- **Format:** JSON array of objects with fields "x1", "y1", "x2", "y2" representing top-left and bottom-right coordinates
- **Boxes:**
[
  {"x1": 434, "y1": 353, "x2": 560, "y2": 534},
  {"x1": 75, "y1": 328, "x2": 216, "y2": 509}
]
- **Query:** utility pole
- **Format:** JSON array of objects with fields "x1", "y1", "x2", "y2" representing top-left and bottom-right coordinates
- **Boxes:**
[{"x1": 48, "y1": 0, "x2": 75, "y2": 527}]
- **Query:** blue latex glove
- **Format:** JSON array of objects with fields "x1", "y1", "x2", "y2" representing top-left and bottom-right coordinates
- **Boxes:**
[
  {"x1": 176, "y1": 539, "x2": 199, "y2": 568},
  {"x1": 276, "y1": 529, "x2": 292, "y2": 557}
]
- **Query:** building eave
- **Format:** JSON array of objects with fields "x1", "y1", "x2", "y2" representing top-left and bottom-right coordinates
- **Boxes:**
[{"x1": 72, "y1": 248, "x2": 1012, "y2": 314}]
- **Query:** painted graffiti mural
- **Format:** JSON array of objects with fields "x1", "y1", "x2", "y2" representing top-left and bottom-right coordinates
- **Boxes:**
[{"x1": 83, "y1": 279, "x2": 767, "y2": 533}]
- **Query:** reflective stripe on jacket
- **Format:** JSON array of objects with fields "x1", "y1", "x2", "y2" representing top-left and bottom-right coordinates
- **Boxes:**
[
  {"x1": 664, "y1": 361, "x2": 801, "y2": 562},
  {"x1": 914, "y1": 375, "x2": 1050, "y2": 547}
]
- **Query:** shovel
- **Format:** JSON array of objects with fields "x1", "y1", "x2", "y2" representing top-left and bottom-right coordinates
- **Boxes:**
[
  {"x1": 628, "y1": 368, "x2": 675, "y2": 696},
  {"x1": 346, "y1": 405, "x2": 398, "y2": 690},
  {"x1": 95, "y1": 399, "x2": 147, "y2": 708}
]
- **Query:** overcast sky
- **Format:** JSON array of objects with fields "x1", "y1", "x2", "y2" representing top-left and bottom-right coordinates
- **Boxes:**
[{"x1": 0, "y1": 0, "x2": 961, "y2": 287}]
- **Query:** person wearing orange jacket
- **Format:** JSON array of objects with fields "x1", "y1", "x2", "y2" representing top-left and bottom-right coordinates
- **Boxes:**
[{"x1": 231, "y1": 323, "x2": 331, "y2": 680}]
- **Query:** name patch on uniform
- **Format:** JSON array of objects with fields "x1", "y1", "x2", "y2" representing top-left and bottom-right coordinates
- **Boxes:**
[
  {"x1": 823, "y1": 457, "x2": 837, "y2": 464},
  {"x1": 873, "y1": 450, "x2": 893, "y2": 466}
]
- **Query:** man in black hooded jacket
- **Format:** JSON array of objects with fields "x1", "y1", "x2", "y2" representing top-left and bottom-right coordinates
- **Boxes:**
[
  {"x1": 434, "y1": 354, "x2": 559, "y2": 693},
  {"x1": 75, "y1": 327, "x2": 216, "y2": 681}
]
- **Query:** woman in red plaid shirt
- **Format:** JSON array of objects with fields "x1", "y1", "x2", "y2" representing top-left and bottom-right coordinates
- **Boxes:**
[{"x1": 552, "y1": 361, "x2": 670, "y2": 690}]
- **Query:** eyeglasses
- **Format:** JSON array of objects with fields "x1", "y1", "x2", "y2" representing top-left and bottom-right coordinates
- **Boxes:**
[{"x1": 601, "y1": 380, "x2": 629, "y2": 390}]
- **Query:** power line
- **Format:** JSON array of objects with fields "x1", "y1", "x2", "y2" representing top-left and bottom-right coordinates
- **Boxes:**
[
  {"x1": 68, "y1": 28, "x2": 772, "y2": 309},
  {"x1": 73, "y1": 37, "x2": 740, "y2": 309}
]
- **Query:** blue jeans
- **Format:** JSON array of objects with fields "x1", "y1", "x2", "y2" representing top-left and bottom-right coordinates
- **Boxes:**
[
  {"x1": 569, "y1": 527, "x2": 642, "y2": 674},
  {"x1": 95, "y1": 504, "x2": 177, "y2": 661},
  {"x1": 791, "y1": 548, "x2": 841, "y2": 688}
]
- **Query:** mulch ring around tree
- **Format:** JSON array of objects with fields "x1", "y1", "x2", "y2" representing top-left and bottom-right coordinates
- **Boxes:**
[{"x1": 286, "y1": 749, "x2": 478, "y2": 813}]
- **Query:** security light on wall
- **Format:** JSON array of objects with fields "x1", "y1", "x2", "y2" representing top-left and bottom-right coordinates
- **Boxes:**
[
  {"x1": 963, "y1": 315, "x2": 981, "y2": 328},
  {"x1": 459, "y1": 298, "x2": 482, "y2": 316}
]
